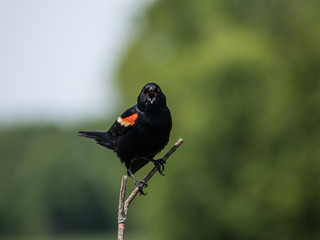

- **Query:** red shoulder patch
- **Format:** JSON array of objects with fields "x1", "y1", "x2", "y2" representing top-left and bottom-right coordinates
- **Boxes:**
[{"x1": 117, "y1": 113, "x2": 138, "y2": 127}]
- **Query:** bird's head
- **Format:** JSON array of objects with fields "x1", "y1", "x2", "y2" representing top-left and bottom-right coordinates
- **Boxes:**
[{"x1": 137, "y1": 83, "x2": 167, "y2": 111}]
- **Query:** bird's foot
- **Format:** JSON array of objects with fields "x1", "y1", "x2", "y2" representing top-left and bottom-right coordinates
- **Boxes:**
[
  {"x1": 128, "y1": 169, "x2": 147, "y2": 195},
  {"x1": 154, "y1": 158, "x2": 166, "y2": 176},
  {"x1": 134, "y1": 179, "x2": 147, "y2": 195},
  {"x1": 138, "y1": 156, "x2": 167, "y2": 176}
]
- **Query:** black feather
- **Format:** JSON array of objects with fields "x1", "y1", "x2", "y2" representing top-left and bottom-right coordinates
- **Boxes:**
[{"x1": 78, "y1": 131, "x2": 114, "y2": 149}]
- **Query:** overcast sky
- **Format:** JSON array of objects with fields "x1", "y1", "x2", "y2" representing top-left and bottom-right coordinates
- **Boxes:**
[{"x1": 0, "y1": 0, "x2": 149, "y2": 126}]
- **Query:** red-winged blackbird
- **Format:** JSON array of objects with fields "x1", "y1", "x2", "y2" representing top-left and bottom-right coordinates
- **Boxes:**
[{"x1": 79, "y1": 83, "x2": 172, "y2": 194}]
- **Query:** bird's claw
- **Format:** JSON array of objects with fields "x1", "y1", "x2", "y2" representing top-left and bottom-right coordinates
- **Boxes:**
[
  {"x1": 154, "y1": 158, "x2": 166, "y2": 176},
  {"x1": 136, "y1": 180, "x2": 148, "y2": 195}
]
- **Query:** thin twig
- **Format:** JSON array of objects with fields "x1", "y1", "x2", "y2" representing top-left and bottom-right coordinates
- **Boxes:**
[
  {"x1": 118, "y1": 176, "x2": 127, "y2": 240},
  {"x1": 117, "y1": 138, "x2": 184, "y2": 239}
]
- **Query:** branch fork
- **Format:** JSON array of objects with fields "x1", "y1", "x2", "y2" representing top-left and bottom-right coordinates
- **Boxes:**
[{"x1": 117, "y1": 138, "x2": 184, "y2": 240}]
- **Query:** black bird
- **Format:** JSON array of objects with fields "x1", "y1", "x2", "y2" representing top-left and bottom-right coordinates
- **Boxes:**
[{"x1": 79, "y1": 83, "x2": 172, "y2": 194}]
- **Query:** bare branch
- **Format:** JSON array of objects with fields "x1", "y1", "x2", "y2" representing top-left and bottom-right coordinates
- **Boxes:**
[
  {"x1": 118, "y1": 176, "x2": 127, "y2": 240},
  {"x1": 117, "y1": 138, "x2": 184, "y2": 240},
  {"x1": 118, "y1": 176, "x2": 127, "y2": 223},
  {"x1": 125, "y1": 138, "x2": 184, "y2": 209}
]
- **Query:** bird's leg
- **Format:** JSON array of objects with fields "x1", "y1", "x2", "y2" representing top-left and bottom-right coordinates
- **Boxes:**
[
  {"x1": 140, "y1": 157, "x2": 166, "y2": 176},
  {"x1": 127, "y1": 169, "x2": 147, "y2": 195}
]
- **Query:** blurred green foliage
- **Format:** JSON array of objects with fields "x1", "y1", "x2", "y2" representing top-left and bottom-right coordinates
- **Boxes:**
[
  {"x1": 1, "y1": 0, "x2": 320, "y2": 239},
  {"x1": 117, "y1": 0, "x2": 320, "y2": 239},
  {"x1": 0, "y1": 125, "x2": 120, "y2": 237}
]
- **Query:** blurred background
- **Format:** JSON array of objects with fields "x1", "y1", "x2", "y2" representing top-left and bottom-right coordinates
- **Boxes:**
[{"x1": 1, "y1": 0, "x2": 320, "y2": 239}]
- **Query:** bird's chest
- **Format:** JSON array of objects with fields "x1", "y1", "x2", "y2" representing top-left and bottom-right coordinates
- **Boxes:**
[
  {"x1": 135, "y1": 113, "x2": 169, "y2": 140},
  {"x1": 132, "y1": 112, "x2": 170, "y2": 151}
]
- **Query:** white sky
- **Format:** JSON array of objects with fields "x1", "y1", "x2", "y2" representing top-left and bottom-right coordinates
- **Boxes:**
[{"x1": 0, "y1": 0, "x2": 149, "y2": 126}]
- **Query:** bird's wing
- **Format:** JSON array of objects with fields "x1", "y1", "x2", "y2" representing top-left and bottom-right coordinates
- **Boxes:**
[{"x1": 108, "y1": 106, "x2": 138, "y2": 136}]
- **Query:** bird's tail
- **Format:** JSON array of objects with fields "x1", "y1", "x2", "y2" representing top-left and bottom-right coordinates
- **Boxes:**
[{"x1": 78, "y1": 131, "x2": 114, "y2": 149}]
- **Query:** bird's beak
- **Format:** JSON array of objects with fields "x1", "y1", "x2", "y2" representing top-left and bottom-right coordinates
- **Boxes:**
[{"x1": 147, "y1": 90, "x2": 157, "y2": 104}]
